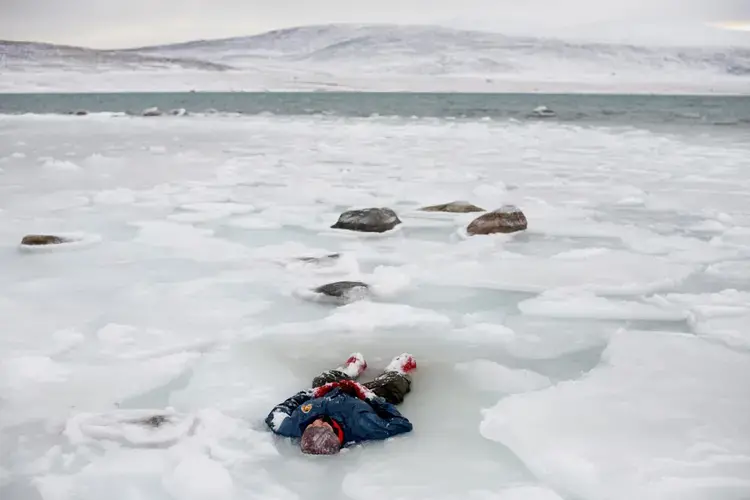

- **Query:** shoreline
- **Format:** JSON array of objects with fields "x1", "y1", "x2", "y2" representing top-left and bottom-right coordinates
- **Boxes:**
[{"x1": 1, "y1": 71, "x2": 749, "y2": 96}]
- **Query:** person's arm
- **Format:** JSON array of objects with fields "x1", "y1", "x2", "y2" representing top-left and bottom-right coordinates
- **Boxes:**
[
  {"x1": 265, "y1": 390, "x2": 311, "y2": 437},
  {"x1": 367, "y1": 397, "x2": 412, "y2": 426},
  {"x1": 335, "y1": 380, "x2": 414, "y2": 439}
]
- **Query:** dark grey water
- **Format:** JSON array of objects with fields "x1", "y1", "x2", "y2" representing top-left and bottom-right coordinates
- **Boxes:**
[{"x1": 1, "y1": 92, "x2": 749, "y2": 129}]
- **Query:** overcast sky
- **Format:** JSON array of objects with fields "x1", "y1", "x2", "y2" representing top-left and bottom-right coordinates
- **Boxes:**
[{"x1": 2, "y1": 0, "x2": 749, "y2": 48}]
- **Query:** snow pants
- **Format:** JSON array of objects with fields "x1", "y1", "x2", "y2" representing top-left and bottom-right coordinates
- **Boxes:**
[{"x1": 312, "y1": 367, "x2": 411, "y2": 405}]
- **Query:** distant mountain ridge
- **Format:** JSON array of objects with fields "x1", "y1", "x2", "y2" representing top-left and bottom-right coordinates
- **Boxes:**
[{"x1": 2, "y1": 24, "x2": 749, "y2": 93}]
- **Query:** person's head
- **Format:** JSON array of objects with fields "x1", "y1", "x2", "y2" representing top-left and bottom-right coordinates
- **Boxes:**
[{"x1": 300, "y1": 417, "x2": 343, "y2": 455}]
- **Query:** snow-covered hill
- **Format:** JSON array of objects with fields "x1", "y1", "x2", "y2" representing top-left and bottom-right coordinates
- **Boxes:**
[
  {"x1": 0, "y1": 40, "x2": 232, "y2": 71},
  {"x1": 2, "y1": 24, "x2": 749, "y2": 93}
]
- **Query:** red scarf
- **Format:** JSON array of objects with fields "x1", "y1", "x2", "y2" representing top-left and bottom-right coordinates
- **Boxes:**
[{"x1": 324, "y1": 416, "x2": 345, "y2": 444}]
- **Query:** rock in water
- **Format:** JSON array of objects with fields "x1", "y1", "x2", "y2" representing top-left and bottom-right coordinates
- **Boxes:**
[
  {"x1": 314, "y1": 281, "x2": 369, "y2": 298},
  {"x1": 140, "y1": 415, "x2": 170, "y2": 428},
  {"x1": 466, "y1": 205, "x2": 527, "y2": 235},
  {"x1": 20, "y1": 234, "x2": 69, "y2": 246},
  {"x1": 331, "y1": 208, "x2": 401, "y2": 233},
  {"x1": 530, "y1": 105, "x2": 556, "y2": 118},
  {"x1": 420, "y1": 201, "x2": 485, "y2": 213},
  {"x1": 298, "y1": 253, "x2": 341, "y2": 264}
]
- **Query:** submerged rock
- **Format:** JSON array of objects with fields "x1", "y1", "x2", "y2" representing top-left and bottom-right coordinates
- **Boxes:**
[
  {"x1": 420, "y1": 201, "x2": 485, "y2": 213},
  {"x1": 20, "y1": 234, "x2": 70, "y2": 246},
  {"x1": 142, "y1": 107, "x2": 162, "y2": 117},
  {"x1": 331, "y1": 207, "x2": 401, "y2": 233},
  {"x1": 298, "y1": 253, "x2": 341, "y2": 264},
  {"x1": 314, "y1": 281, "x2": 369, "y2": 298},
  {"x1": 140, "y1": 415, "x2": 170, "y2": 428},
  {"x1": 466, "y1": 205, "x2": 528, "y2": 235}
]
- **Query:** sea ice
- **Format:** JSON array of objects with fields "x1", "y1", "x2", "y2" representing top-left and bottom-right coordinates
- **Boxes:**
[
  {"x1": 454, "y1": 359, "x2": 551, "y2": 394},
  {"x1": 41, "y1": 158, "x2": 81, "y2": 172},
  {"x1": 131, "y1": 220, "x2": 250, "y2": 262},
  {"x1": 163, "y1": 453, "x2": 234, "y2": 500},
  {"x1": 1, "y1": 109, "x2": 749, "y2": 500},
  {"x1": 705, "y1": 260, "x2": 750, "y2": 282},
  {"x1": 518, "y1": 290, "x2": 688, "y2": 321},
  {"x1": 652, "y1": 290, "x2": 750, "y2": 348},
  {"x1": 412, "y1": 250, "x2": 697, "y2": 295},
  {"x1": 65, "y1": 409, "x2": 196, "y2": 447},
  {"x1": 480, "y1": 330, "x2": 750, "y2": 500},
  {"x1": 92, "y1": 188, "x2": 137, "y2": 205}
]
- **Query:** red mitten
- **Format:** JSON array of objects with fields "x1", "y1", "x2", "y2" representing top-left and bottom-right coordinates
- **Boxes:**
[{"x1": 312, "y1": 382, "x2": 340, "y2": 398}]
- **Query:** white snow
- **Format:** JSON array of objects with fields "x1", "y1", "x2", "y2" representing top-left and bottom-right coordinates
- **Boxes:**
[{"x1": 1, "y1": 109, "x2": 749, "y2": 500}]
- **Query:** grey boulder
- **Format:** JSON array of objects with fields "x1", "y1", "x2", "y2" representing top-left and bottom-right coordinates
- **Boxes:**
[
  {"x1": 420, "y1": 201, "x2": 485, "y2": 213},
  {"x1": 331, "y1": 207, "x2": 401, "y2": 233},
  {"x1": 314, "y1": 281, "x2": 370, "y2": 302}
]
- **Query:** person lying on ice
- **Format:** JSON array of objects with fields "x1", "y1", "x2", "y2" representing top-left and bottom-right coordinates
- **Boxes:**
[{"x1": 265, "y1": 352, "x2": 417, "y2": 455}]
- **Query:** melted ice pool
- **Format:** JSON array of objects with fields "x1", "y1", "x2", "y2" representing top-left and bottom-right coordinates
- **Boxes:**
[{"x1": 0, "y1": 114, "x2": 749, "y2": 500}]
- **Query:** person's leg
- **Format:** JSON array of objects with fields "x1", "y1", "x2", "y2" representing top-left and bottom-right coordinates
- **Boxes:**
[
  {"x1": 363, "y1": 353, "x2": 416, "y2": 405},
  {"x1": 311, "y1": 352, "x2": 367, "y2": 388}
]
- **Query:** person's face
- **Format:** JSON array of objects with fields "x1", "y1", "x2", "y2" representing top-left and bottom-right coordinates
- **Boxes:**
[{"x1": 308, "y1": 418, "x2": 333, "y2": 431}]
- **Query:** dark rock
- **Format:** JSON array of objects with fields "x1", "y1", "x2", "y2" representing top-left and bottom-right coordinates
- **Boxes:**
[
  {"x1": 331, "y1": 207, "x2": 401, "y2": 233},
  {"x1": 314, "y1": 281, "x2": 369, "y2": 298},
  {"x1": 420, "y1": 201, "x2": 485, "y2": 213},
  {"x1": 466, "y1": 205, "x2": 527, "y2": 235},
  {"x1": 72, "y1": 109, "x2": 88, "y2": 116},
  {"x1": 21, "y1": 234, "x2": 70, "y2": 246}
]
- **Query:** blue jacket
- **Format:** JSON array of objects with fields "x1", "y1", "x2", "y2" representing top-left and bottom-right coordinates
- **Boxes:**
[{"x1": 265, "y1": 387, "x2": 412, "y2": 445}]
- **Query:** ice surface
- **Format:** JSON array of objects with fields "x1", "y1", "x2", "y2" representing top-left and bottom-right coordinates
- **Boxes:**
[
  {"x1": 1, "y1": 111, "x2": 749, "y2": 500},
  {"x1": 65, "y1": 409, "x2": 196, "y2": 447},
  {"x1": 706, "y1": 261, "x2": 750, "y2": 282},
  {"x1": 652, "y1": 291, "x2": 750, "y2": 348},
  {"x1": 518, "y1": 290, "x2": 688, "y2": 321},
  {"x1": 454, "y1": 360, "x2": 551, "y2": 394},
  {"x1": 480, "y1": 330, "x2": 750, "y2": 500}
]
